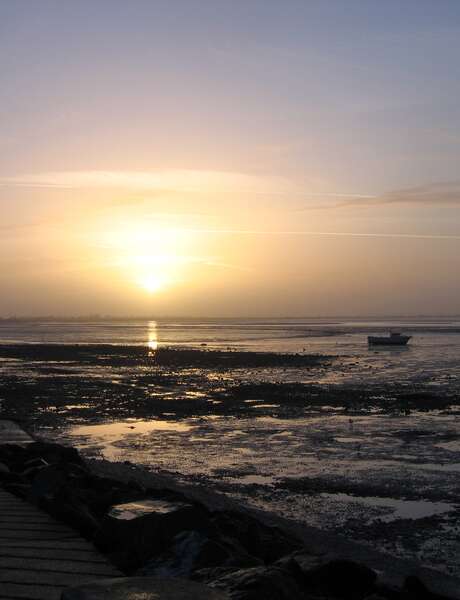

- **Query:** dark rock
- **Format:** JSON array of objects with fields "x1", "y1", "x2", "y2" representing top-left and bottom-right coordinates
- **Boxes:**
[
  {"x1": 95, "y1": 498, "x2": 212, "y2": 572},
  {"x1": 193, "y1": 566, "x2": 241, "y2": 583},
  {"x1": 0, "y1": 461, "x2": 10, "y2": 474},
  {"x1": 83, "y1": 478, "x2": 150, "y2": 516},
  {"x1": 209, "y1": 562, "x2": 305, "y2": 600},
  {"x1": 139, "y1": 530, "x2": 262, "y2": 579},
  {"x1": 24, "y1": 441, "x2": 84, "y2": 466},
  {"x1": 211, "y1": 510, "x2": 301, "y2": 563},
  {"x1": 0, "y1": 443, "x2": 27, "y2": 466},
  {"x1": 299, "y1": 557, "x2": 377, "y2": 599},
  {"x1": 23, "y1": 456, "x2": 49, "y2": 470},
  {"x1": 4, "y1": 482, "x2": 30, "y2": 498},
  {"x1": 49, "y1": 491, "x2": 101, "y2": 538},
  {"x1": 29, "y1": 464, "x2": 69, "y2": 501},
  {"x1": 21, "y1": 461, "x2": 51, "y2": 480},
  {"x1": 403, "y1": 575, "x2": 451, "y2": 600},
  {"x1": 370, "y1": 582, "x2": 404, "y2": 600}
]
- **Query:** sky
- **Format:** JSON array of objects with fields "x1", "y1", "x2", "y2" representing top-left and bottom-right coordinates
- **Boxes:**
[{"x1": 1, "y1": 0, "x2": 460, "y2": 317}]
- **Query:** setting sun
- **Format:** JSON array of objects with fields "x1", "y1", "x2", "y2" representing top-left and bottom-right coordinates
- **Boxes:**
[
  {"x1": 138, "y1": 274, "x2": 167, "y2": 294},
  {"x1": 2, "y1": 3, "x2": 460, "y2": 593}
]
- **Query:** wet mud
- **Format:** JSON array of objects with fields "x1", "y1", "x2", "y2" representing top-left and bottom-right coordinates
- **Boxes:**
[{"x1": 0, "y1": 343, "x2": 459, "y2": 577}]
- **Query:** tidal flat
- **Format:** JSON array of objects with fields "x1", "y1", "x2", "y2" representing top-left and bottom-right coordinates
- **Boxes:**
[{"x1": 0, "y1": 344, "x2": 459, "y2": 577}]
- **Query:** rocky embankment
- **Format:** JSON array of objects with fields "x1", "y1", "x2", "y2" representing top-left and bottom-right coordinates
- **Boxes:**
[{"x1": 0, "y1": 440, "x2": 457, "y2": 600}]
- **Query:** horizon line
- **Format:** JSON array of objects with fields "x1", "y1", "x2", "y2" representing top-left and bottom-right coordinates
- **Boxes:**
[{"x1": 1, "y1": 314, "x2": 459, "y2": 321}]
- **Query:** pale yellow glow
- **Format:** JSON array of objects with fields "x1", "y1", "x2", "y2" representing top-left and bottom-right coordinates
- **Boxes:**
[
  {"x1": 0, "y1": 169, "x2": 293, "y2": 195},
  {"x1": 138, "y1": 274, "x2": 167, "y2": 294},
  {"x1": 97, "y1": 224, "x2": 196, "y2": 294}
]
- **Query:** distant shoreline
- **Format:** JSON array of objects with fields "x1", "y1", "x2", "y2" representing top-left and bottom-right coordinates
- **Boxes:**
[{"x1": 1, "y1": 315, "x2": 460, "y2": 323}]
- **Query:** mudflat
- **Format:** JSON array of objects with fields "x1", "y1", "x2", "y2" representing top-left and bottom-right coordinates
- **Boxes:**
[{"x1": 1, "y1": 343, "x2": 459, "y2": 578}]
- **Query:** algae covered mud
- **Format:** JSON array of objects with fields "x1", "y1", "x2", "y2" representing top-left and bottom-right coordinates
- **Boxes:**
[{"x1": 0, "y1": 318, "x2": 459, "y2": 576}]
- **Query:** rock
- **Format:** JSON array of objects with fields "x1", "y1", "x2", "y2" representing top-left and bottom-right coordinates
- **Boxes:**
[
  {"x1": 95, "y1": 498, "x2": 212, "y2": 571},
  {"x1": 0, "y1": 461, "x2": 10, "y2": 474},
  {"x1": 51, "y1": 491, "x2": 101, "y2": 537},
  {"x1": 0, "y1": 443, "x2": 27, "y2": 464},
  {"x1": 403, "y1": 575, "x2": 448, "y2": 599},
  {"x1": 139, "y1": 530, "x2": 262, "y2": 579},
  {"x1": 211, "y1": 510, "x2": 301, "y2": 563},
  {"x1": 22, "y1": 456, "x2": 49, "y2": 470},
  {"x1": 299, "y1": 558, "x2": 377, "y2": 599},
  {"x1": 24, "y1": 441, "x2": 84, "y2": 466},
  {"x1": 29, "y1": 464, "x2": 69, "y2": 501},
  {"x1": 61, "y1": 577, "x2": 228, "y2": 599},
  {"x1": 209, "y1": 563, "x2": 305, "y2": 600},
  {"x1": 368, "y1": 582, "x2": 403, "y2": 600},
  {"x1": 3, "y1": 482, "x2": 30, "y2": 498}
]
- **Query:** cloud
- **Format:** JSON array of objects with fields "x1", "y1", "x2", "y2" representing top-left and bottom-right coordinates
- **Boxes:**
[
  {"x1": 301, "y1": 181, "x2": 460, "y2": 210},
  {"x1": 378, "y1": 181, "x2": 460, "y2": 206},
  {"x1": 174, "y1": 228, "x2": 460, "y2": 241},
  {"x1": 0, "y1": 169, "x2": 293, "y2": 196},
  {"x1": 0, "y1": 169, "x2": 378, "y2": 203},
  {"x1": 4, "y1": 170, "x2": 460, "y2": 214}
]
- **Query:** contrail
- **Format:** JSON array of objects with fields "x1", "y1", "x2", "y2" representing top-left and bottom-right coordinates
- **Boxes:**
[{"x1": 176, "y1": 228, "x2": 460, "y2": 240}]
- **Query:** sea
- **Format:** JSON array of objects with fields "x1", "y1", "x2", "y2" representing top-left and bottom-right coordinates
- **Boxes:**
[
  {"x1": 0, "y1": 317, "x2": 459, "y2": 391},
  {"x1": 1, "y1": 317, "x2": 459, "y2": 572}
]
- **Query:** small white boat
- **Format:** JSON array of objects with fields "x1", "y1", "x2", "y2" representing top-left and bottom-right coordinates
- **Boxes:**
[{"x1": 368, "y1": 332, "x2": 411, "y2": 346}]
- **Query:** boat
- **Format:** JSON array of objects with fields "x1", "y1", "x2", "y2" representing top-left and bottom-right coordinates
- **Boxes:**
[{"x1": 368, "y1": 332, "x2": 411, "y2": 346}]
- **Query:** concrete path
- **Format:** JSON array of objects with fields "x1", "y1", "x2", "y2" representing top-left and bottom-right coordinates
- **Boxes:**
[
  {"x1": 0, "y1": 420, "x2": 122, "y2": 600},
  {"x1": 0, "y1": 489, "x2": 122, "y2": 600}
]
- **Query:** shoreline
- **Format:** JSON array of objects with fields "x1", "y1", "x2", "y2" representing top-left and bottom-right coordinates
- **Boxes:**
[
  {"x1": 1, "y1": 343, "x2": 459, "y2": 583},
  {"x1": 1, "y1": 426, "x2": 459, "y2": 599},
  {"x1": 88, "y1": 456, "x2": 460, "y2": 597}
]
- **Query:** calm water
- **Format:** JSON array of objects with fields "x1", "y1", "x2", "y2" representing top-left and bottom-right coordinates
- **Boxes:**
[
  {"x1": 2, "y1": 318, "x2": 459, "y2": 572},
  {"x1": 1, "y1": 318, "x2": 459, "y2": 390}
]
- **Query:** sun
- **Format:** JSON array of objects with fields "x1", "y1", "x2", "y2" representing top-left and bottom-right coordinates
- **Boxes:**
[{"x1": 138, "y1": 274, "x2": 166, "y2": 294}]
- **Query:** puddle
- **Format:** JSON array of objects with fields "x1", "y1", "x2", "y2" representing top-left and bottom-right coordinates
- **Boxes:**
[
  {"x1": 109, "y1": 499, "x2": 190, "y2": 520},
  {"x1": 226, "y1": 474, "x2": 276, "y2": 486},
  {"x1": 321, "y1": 493, "x2": 454, "y2": 523},
  {"x1": 69, "y1": 419, "x2": 193, "y2": 438}
]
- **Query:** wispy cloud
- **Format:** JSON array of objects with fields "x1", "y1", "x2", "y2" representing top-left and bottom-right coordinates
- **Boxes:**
[
  {"x1": 0, "y1": 169, "x2": 293, "y2": 196},
  {"x1": 0, "y1": 169, "x2": 375, "y2": 202},
  {"x1": 301, "y1": 181, "x2": 460, "y2": 210},
  {"x1": 174, "y1": 228, "x2": 460, "y2": 241},
  {"x1": 3, "y1": 170, "x2": 460, "y2": 213}
]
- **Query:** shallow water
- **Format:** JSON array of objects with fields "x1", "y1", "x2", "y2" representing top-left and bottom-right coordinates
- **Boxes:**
[
  {"x1": 2, "y1": 319, "x2": 459, "y2": 574},
  {"x1": 1, "y1": 318, "x2": 460, "y2": 393}
]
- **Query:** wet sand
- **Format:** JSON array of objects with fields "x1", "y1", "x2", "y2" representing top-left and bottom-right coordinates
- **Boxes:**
[{"x1": 0, "y1": 344, "x2": 459, "y2": 577}]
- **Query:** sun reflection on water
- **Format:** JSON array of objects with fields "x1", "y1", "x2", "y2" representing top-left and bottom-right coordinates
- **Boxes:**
[{"x1": 147, "y1": 321, "x2": 158, "y2": 353}]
